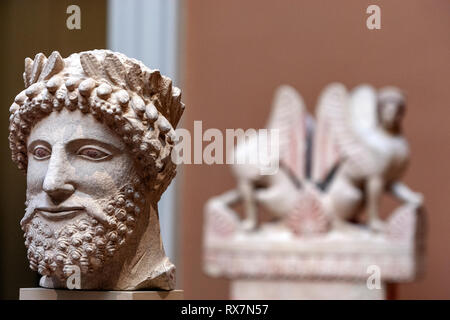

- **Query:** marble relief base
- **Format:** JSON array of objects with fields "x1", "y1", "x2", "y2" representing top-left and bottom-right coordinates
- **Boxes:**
[{"x1": 204, "y1": 197, "x2": 425, "y2": 300}]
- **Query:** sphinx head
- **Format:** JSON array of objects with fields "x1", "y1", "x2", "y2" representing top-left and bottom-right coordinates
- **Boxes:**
[
  {"x1": 8, "y1": 50, "x2": 184, "y2": 289},
  {"x1": 377, "y1": 86, "x2": 406, "y2": 134}
]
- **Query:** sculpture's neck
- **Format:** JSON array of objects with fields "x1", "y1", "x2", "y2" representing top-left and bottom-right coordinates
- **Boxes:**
[{"x1": 112, "y1": 203, "x2": 176, "y2": 290}]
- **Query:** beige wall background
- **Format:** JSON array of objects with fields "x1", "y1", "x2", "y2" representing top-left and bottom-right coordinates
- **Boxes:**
[{"x1": 180, "y1": 0, "x2": 450, "y2": 299}]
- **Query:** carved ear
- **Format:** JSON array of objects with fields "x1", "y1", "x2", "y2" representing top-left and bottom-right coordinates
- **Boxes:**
[{"x1": 38, "y1": 51, "x2": 64, "y2": 82}]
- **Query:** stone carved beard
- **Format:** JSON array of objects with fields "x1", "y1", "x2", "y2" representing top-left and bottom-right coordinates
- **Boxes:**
[{"x1": 22, "y1": 182, "x2": 146, "y2": 285}]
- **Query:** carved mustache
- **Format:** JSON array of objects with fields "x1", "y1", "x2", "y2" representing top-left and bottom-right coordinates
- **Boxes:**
[{"x1": 21, "y1": 193, "x2": 108, "y2": 228}]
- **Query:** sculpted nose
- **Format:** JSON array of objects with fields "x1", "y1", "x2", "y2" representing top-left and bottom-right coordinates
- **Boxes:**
[
  {"x1": 43, "y1": 181, "x2": 75, "y2": 205},
  {"x1": 43, "y1": 149, "x2": 75, "y2": 205}
]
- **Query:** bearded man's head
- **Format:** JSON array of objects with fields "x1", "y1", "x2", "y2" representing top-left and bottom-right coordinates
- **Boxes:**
[{"x1": 8, "y1": 50, "x2": 184, "y2": 290}]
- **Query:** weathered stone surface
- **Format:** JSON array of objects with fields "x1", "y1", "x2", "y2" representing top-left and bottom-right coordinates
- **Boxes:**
[{"x1": 9, "y1": 50, "x2": 185, "y2": 290}]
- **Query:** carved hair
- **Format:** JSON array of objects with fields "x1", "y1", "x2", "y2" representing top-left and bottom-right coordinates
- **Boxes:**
[
  {"x1": 8, "y1": 50, "x2": 185, "y2": 199},
  {"x1": 378, "y1": 86, "x2": 406, "y2": 105}
]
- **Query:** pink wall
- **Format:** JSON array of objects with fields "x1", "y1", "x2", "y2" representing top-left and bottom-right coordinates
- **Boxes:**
[{"x1": 180, "y1": 0, "x2": 450, "y2": 299}]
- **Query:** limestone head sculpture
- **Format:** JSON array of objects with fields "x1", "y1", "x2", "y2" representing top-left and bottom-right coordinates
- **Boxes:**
[{"x1": 8, "y1": 50, "x2": 184, "y2": 290}]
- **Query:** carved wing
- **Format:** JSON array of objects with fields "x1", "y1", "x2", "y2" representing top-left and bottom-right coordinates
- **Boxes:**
[
  {"x1": 312, "y1": 83, "x2": 379, "y2": 184},
  {"x1": 312, "y1": 83, "x2": 347, "y2": 183},
  {"x1": 346, "y1": 85, "x2": 381, "y2": 175},
  {"x1": 266, "y1": 85, "x2": 309, "y2": 181},
  {"x1": 348, "y1": 84, "x2": 378, "y2": 140}
]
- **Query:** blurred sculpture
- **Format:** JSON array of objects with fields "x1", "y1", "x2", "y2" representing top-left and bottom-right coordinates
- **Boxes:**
[
  {"x1": 8, "y1": 50, "x2": 184, "y2": 290},
  {"x1": 203, "y1": 84, "x2": 425, "y2": 299},
  {"x1": 315, "y1": 84, "x2": 423, "y2": 232},
  {"x1": 232, "y1": 86, "x2": 309, "y2": 231}
]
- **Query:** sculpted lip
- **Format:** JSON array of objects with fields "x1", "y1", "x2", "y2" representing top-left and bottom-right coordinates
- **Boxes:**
[{"x1": 36, "y1": 207, "x2": 84, "y2": 220}]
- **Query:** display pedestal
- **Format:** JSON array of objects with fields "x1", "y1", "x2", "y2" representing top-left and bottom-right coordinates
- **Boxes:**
[
  {"x1": 231, "y1": 279, "x2": 385, "y2": 300},
  {"x1": 19, "y1": 288, "x2": 184, "y2": 300},
  {"x1": 204, "y1": 196, "x2": 425, "y2": 300}
]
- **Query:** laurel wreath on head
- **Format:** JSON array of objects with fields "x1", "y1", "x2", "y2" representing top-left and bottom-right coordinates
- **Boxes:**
[{"x1": 9, "y1": 49, "x2": 185, "y2": 198}]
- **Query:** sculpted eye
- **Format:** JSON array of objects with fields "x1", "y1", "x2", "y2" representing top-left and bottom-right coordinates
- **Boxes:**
[
  {"x1": 77, "y1": 146, "x2": 111, "y2": 161},
  {"x1": 32, "y1": 146, "x2": 51, "y2": 160}
]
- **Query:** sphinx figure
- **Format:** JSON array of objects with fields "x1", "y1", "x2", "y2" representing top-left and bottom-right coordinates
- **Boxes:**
[
  {"x1": 9, "y1": 50, "x2": 184, "y2": 291},
  {"x1": 203, "y1": 84, "x2": 425, "y2": 299}
]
